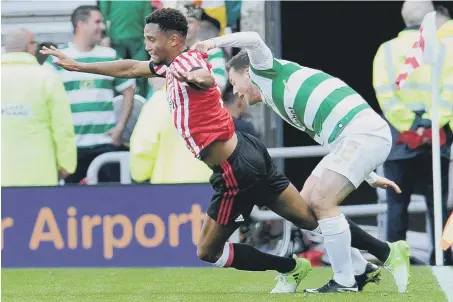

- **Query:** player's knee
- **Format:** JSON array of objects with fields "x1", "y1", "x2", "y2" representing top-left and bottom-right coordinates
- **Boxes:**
[
  {"x1": 309, "y1": 198, "x2": 330, "y2": 216},
  {"x1": 308, "y1": 185, "x2": 335, "y2": 214},
  {"x1": 196, "y1": 245, "x2": 219, "y2": 263},
  {"x1": 300, "y1": 186, "x2": 311, "y2": 202}
]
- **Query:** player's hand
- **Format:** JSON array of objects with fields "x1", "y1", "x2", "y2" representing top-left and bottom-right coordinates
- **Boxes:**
[
  {"x1": 170, "y1": 70, "x2": 206, "y2": 85},
  {"x1": 416, "y1": 127, "x2": 425, "y2": 136},
  {"x1": 190, "y1": 39, "x2": 216, "y2": 53},
  {"x1": 170, "y1": 70, "x2": 194, "y2": 82},
  {"x1": 40, "y1": 46, "x2": 80, "y2": 71},
  {"x1": 106, "y1": 125, "x2": 124, "y2": 146},
  {"x1": 58, "y1": 168, "x2": 70, "y2": 180},
  {"x1": 371, "y1": 176, "x2": 402, "y2": 194}
]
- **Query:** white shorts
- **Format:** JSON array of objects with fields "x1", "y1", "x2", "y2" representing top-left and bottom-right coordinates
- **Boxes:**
[{"x1": 312, "y1": 109, "x2": 392, "y2": 188}]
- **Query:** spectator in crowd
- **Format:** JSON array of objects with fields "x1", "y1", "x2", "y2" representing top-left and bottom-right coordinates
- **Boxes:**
[
  {"x1": 224, "y1": 0, "x2": 242, "y2": 57},
  {"x1": 191, "y1": 0, "x2": 227, "y2": 35},
  {"x1": 155, "y1": 0, "x2": 227, "y2": 34},
  {"x1": 130, "y1": 78, "x2": 212, "y2": 184},
  {"x1": 182, "y1": 4, "x2": 228, "y2": 93},
  {"x1": 225, "y1": 0, "x2": 242, "y2": 34},
  {"x1": 150, "y1": 0, "x2": 163, "y2": 11},
  {"x1": 437, "y1": 5, "x2": 453, "y2": 212},
  {"x1": 36, "y1": 42, "x2": 57, "y2": 65},
  {"x1": 45, "y1": 5, "x2": 136, "y2": 184},
  {"x1": 98, "y1": 0, "x2": 152, "y2": 98},
  {"x1": 223, "y1": 85, "x2": 260, "y2": 138},
  {"x1": 2, "y1": 29, "x2": 76, "y2": 186},
  {"x1": 372, "y1": 1, "x2": 453, "y2": 265}
]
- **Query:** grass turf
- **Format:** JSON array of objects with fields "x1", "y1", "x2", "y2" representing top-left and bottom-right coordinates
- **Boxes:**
[{"x1": 1, "y1": 266, "x2": 447, "y2": 302}]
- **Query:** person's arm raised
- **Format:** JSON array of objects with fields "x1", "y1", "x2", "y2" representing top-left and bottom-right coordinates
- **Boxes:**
[{"x1": 40, "y1": 46, "x2": 155, "y2": 78}]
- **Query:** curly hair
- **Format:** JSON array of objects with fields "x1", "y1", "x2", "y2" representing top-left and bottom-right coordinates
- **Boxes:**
[{"x1": 145, "y1": 8, "x2": 188, "y2": 38}]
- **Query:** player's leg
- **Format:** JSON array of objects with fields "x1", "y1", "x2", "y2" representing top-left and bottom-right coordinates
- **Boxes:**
[
  {"x1": 265, "y1": 181, "x2": 379, "y2": 291},
  {"x1": 304, "y1": 166, "x2": 359, "y2": 292},
  {"x1": 265, "y1": 176, "x2": 387, "y2": 260},
  {"x1": 197, "y1": 132, "x2": 311, "y2": 293},
  {"x1": 298, "y1": 174, "x2": 383, "y2": 290},
  {"x1": 262, "y1": 142, "x2": 360, "y2": 292},
  {"x1": 259, "y1": 138, "x2": 384, "y2": 292},
  {"x1": 300, "y1": 174, "x2": 388, "y2": 262},
  {"x1": 197, "y1": 214, "x2": 302, "y2": 274},
  {"x1": 306, "y1": 120, "x2": 409, "y2": 293}
]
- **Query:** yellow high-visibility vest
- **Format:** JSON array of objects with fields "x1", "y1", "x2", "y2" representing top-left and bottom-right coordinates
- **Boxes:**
[
  {"x1": 130, "y1": 88, "x2": 212, "y2": 184},
  {"x1": 1, "y1": 52, "x2": 77, "y2": 186},
  {"x1": 373, "y1": 20, "x2": 453, "y2": 133}
]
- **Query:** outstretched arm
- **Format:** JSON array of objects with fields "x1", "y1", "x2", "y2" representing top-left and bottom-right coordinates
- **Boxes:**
[
  {"x1": 40, "y1": 46, "x2": 155, "y2": 78},
  {"x1": 192, "y1": 31, "x2": 274, "y2": 70}
]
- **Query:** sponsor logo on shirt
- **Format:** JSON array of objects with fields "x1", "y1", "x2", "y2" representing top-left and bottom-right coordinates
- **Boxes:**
[{"x1": 287, "y1": 106, "x2": 305, "y2": 130}]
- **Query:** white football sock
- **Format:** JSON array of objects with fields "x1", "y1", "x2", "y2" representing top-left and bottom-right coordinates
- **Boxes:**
[
  {"x1": 351, "y1": 248, "x2": 367, "y2": 275},
  {"x1": 318, "y1": 213, "x2": 355, "y2": 287}
]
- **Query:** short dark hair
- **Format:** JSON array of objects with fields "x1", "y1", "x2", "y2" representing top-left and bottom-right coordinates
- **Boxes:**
[
  {"x1": 226, "y1": 50, "x2": 250, "y2": 73},
  {"x1": 71, "y1": 5, "x2": 100, "y2": 33},
  {"x1": 145, "y1": 8, "x2": 188, "y2": 38}
]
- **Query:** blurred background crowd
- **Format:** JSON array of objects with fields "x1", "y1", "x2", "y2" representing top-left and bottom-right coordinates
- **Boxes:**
[
  {"x1": 1, "y1": 0, "x2": 453, "y2": 265},
  {"x1": 2, "y1": 0, "x2": 253, "y2": 186}
]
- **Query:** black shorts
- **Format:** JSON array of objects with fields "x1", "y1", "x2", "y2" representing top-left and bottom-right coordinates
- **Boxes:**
[{"x1": 207, "y1": 132, "x2": 290, "y2": 227}]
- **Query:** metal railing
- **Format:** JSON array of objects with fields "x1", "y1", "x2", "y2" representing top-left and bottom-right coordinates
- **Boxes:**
[
  {"x1": 85, "y1": 146, "x2": 435, "y2": 243},
  {"x1": 86, "y1": 152, "x2": 132, "y2": 185},
  {"x1": 255, "y1": 146, "x2": 429, "y2": 242}
]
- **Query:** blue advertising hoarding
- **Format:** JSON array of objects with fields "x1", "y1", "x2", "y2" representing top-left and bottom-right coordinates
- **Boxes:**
[{"x1": 2, "y1": 184, "x2": 213, "y2": 267}]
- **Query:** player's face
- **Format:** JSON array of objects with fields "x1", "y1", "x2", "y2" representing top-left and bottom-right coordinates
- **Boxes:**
[
  {"x1": 144, "y1": 23, "x2": 171, "y2": 65},
  {"x1": 229, "y1": 68, "x2": 262, "y2": 105},
  {"x1": 81, "y1": 11, "x2": 105, "y2": 44},
  {"x1": 186, "y1": 17, "x2": 200, "y2": 42}
]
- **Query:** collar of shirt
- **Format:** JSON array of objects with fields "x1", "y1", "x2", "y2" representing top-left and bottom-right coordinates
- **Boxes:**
[
  {"x1": 67, "y1": 42, "x2": 97, "y2": 54},
  {"x1": 438, "y1": 20, "x2": 453, "y2": 39},
  {"x1": 402, "y1": 25, "x2": 420, "y2": 31},
  {"x1": 166, "y1": 47, "x2": 189, "y2": 66},
  {"x1": 1, "y1": 52, "x2": 39, "y2": 65}
]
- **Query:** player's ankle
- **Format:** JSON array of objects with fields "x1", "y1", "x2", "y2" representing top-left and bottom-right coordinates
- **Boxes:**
[{"x1": 281, "y1": 258, "x2": 297, "y2": 274}]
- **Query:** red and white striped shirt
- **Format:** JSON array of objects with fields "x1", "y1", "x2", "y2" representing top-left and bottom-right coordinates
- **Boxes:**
[{"x1": 149, "y1": 50, "x2": 235, "y2": 158}]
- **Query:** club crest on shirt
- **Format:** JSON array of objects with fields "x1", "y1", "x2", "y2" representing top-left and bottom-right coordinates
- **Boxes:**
[{"x1": 79, "y1": 80, "x2": 95, "y2": 89}]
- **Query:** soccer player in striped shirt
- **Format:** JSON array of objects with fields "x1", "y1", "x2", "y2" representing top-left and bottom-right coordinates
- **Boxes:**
[
  {"x1": 42, "y1": 8, "x2": 405, "y2": 295},
  {"x1": 192, "y1": 32, "x2": 411, "y2": 293}
]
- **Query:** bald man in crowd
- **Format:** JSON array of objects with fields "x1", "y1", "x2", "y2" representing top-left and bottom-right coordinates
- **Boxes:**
[{"x1": 2, "y1": 29, "x2": 77, "y2": 186}]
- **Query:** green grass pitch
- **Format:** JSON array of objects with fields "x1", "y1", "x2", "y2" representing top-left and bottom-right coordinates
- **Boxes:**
[{"x1": 1, "y1": 266, "x2": 449, "y2": 301}]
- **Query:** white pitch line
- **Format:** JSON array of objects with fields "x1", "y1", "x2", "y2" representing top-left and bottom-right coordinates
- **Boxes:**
[{"x1": 432, "y1": 266, "x2": 453, "y2": 302}]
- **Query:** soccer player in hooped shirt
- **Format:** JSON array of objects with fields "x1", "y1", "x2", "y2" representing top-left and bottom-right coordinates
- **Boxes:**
[
  {"x1": 192, "y1": 32, "x2": 411, "y2": 294},
  {"x1": 42, "y1": 8, "x2": 405, "y2": 295}
]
